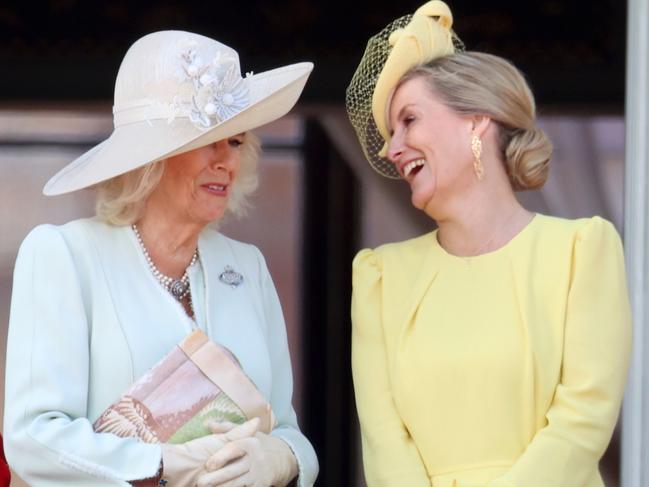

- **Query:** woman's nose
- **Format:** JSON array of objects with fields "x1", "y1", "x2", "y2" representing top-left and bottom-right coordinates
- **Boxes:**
[
  {"x1": 386, "y1": 132, "x2": 404, "y2": 164},
  {"x1": 210, "y1": 140, "x2": 235, "y2": 171}
]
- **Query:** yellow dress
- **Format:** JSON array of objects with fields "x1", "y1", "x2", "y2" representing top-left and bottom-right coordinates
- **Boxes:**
[{"x1": 351, "y1": 214, "x2": 631, "y2": 487}]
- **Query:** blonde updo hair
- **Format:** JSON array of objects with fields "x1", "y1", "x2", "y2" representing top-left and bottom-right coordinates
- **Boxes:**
[
  {"x1": 400, "y1": 52, "x2": 552, "y2": 190},
  {"x1": 95, "y1": 132, "x2": 261, "y2": 225}
]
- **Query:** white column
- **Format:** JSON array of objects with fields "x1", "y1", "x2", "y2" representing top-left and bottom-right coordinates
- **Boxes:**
[{"x1": 622, "y1": 0, "x2": 649, "y2": 485}]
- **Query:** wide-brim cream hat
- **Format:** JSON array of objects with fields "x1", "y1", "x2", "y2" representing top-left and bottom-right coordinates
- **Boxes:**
[{"x1": 44, "y1": 30, "x2": 313, "y2": 195}]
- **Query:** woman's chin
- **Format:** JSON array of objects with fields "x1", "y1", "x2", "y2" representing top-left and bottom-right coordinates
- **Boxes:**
[
  {"x1": 201, "y1": 201, "x2": 228, "y2": 221},
  {"x1": 190, "y1": 208, "x2": 226, "y2": 227},
  {"x1": 411, "y1": 190, "x2": 435, "y2": 211}
]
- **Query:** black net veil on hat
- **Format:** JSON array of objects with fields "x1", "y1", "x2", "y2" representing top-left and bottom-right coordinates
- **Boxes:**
[{"x1": 345, "y1": 9, "x2": 465, "y2": 179}]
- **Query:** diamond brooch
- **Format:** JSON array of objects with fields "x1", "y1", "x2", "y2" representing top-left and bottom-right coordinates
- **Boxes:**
[{"x1": 219, "y1": 266, "x2": 244, "y2": 288}]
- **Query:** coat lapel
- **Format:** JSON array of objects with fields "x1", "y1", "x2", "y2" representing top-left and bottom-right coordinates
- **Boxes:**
[
  {"x1": 196, "y1": 231, "x2": 273, "y2": 398},
  {"x1": 197, "y1": 231, "x2": 238, "y2": 341}
]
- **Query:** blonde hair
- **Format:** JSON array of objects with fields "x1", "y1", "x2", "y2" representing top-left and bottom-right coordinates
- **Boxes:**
[
  {"x1": 401, "y1": 52, "x2": 552, "y2": 191},
  {"x1": 95, "y1": 132, "x2": 261, "y2": 225}
]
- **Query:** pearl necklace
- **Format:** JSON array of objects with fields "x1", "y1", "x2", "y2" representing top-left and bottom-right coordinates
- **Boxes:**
[{"x1": 132, "y1": 224, "x2": 199, "y2": 301}]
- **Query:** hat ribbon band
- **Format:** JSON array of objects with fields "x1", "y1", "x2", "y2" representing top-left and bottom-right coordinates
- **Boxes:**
[{"x1": 113, "y1": 98, "x2": 187, "y2": 127}]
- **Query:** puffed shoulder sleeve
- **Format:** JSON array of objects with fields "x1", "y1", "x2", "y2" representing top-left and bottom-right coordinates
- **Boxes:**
[
  {"x1": 489, "y1": 217, "x2": 632, "y2": 487},
  {"x1": 253, "y1": 247, "x2": 318, "y2": 487},
  {"x1": 352, "y1": 249, "x2": 430, "y2": 487},
  {"x1": 4, "y1": 225, "x2": 160, "y2": 486}
]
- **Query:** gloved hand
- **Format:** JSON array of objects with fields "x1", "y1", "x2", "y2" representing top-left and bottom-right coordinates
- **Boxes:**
[
  {"x1": 196, "y1": 418, "x2": 298, "y2": 487},
  {"x1": 160, "y1": 418, "x2": 259, "y2": 487}
]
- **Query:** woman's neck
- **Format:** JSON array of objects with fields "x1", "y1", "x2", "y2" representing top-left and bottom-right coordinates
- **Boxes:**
[
  {"x1": 434, "y1": 187, "x2": 533, "y2": 257},
  {"x1": 135, "y1": 207, "x2": 203, "y2": 278}
]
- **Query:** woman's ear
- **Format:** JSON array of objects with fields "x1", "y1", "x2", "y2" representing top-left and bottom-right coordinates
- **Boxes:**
[{"x1": 470, "y1": 115, "x2": 491, "y2": 138}]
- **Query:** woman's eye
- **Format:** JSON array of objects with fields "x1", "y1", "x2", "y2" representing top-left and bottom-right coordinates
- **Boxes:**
[
  {"x1": 228, "y1": 138, "x2": 244, "y2": 148},
  {"x1": 403, "y1": 115, "x2": 416, "y2": 126}
]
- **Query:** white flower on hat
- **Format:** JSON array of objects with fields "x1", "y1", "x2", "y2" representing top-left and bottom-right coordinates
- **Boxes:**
[
  {"x1": 187, "y1": 63, "x2": 200, "y2": 77},
  {"x1": 200, "y1": 73, "x2": 215, "y2": 86},
  {"x1": 204, "y1": 102, "x2": 217, "y2": 115},
  {"x1": 180, "y1": 44, "x2": 250, "y2": 130}
]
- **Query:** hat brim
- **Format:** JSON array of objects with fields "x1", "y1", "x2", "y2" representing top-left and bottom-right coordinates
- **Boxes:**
[{"x1": 43, "y1": 62, "x2": 313, "y2": 196}]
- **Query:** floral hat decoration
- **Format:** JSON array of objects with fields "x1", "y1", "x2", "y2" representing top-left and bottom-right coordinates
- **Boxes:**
[
  {"x1": 345, "y1": 0, "x2": 464, "y2": 178},
  {"x1": 44, "y1": 31, "x2": 313, "y2": 195}
]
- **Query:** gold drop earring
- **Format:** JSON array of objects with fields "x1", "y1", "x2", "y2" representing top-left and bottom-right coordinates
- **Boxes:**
[{"x1": 471, "y1": 134, "x2": 485, "y2": 181}]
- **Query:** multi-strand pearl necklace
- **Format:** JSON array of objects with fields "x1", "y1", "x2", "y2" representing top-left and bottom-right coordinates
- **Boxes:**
[{"x1": 132, "y1": 224, "x2": 198, "y2": 302}]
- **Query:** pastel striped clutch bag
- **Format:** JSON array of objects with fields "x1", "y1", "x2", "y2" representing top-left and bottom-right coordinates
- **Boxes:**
[{"x1": 93, "y1": 329, "x2": 275, "y2": 443}]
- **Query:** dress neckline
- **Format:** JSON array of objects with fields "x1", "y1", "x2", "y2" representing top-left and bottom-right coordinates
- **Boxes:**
[
  {"x1": 126, "y1": 224, "x2": 201, "y2": 331},
  {"x1": 432, "y1": 213, "x2": 540, "y2": 262}
]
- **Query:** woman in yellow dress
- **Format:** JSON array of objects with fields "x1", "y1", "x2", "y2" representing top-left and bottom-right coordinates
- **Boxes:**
[{"x1": 346, "y1": 2, "x2": 632, "y2": 486}]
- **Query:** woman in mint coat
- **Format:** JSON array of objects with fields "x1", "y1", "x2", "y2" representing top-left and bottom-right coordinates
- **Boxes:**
[{"x1": 4, "y1": 30, "x2": 317, "y2": 487}]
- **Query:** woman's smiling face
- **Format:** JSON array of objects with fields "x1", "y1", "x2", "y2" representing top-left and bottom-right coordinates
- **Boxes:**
[
  {"x1": 386, "y1": 76, "x2": 476, "y2": 212},
  {"x1": 149, "y1": 134, "x2": 245, "y2": 226}
]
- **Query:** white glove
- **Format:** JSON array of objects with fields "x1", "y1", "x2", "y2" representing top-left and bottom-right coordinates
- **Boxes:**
[
  {"x1": 197, "y1": 419, "x2": 298, "y2": 487},
  {"x1": 160, "y1": 419, "x2": 259, "y2": 487}
]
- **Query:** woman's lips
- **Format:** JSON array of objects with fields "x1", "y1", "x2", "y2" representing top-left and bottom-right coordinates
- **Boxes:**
[
  {"x1": 201, "y1": 183, "x2": 228, "y2": 196},
  {"x1": 401, "y1": 159, "x2": 426, "y2": 178}
]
